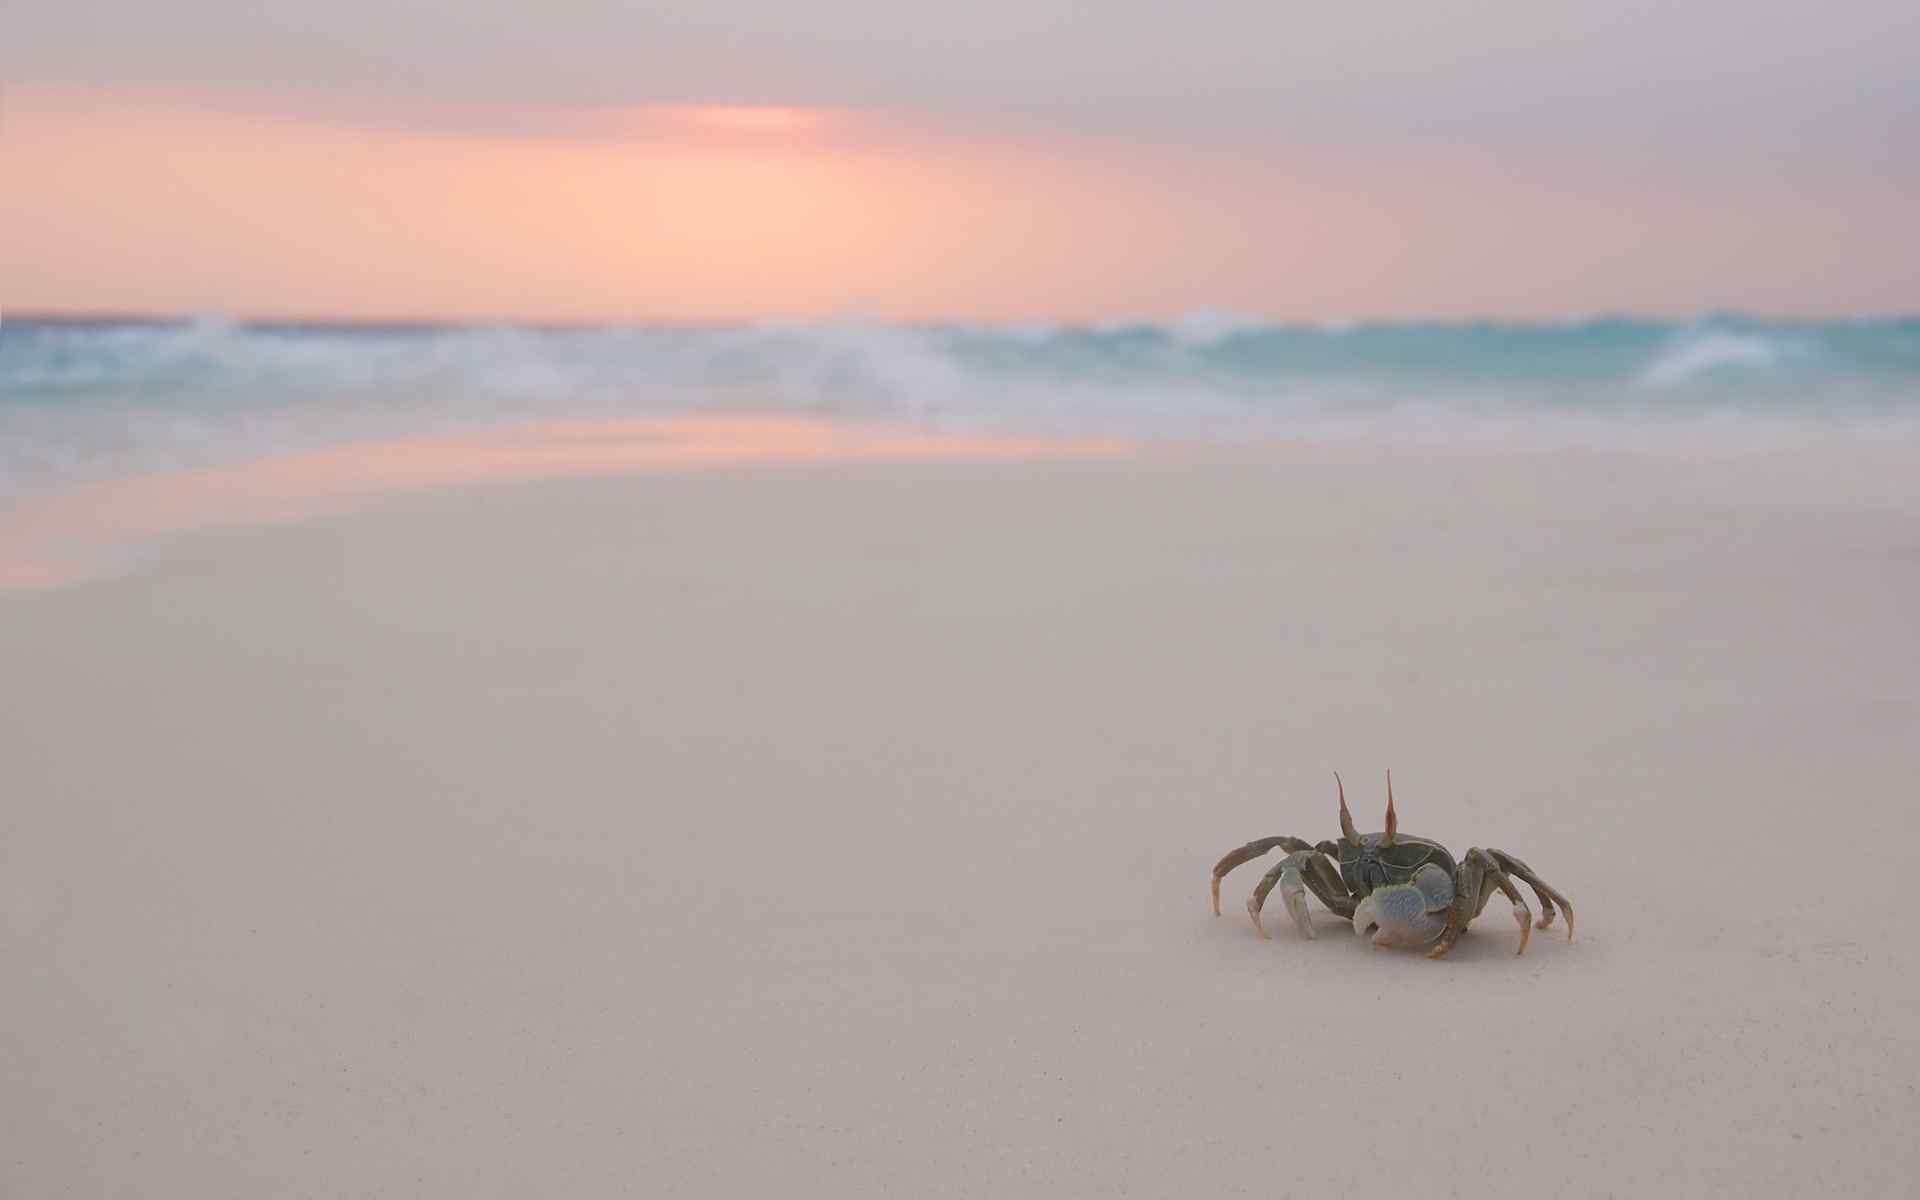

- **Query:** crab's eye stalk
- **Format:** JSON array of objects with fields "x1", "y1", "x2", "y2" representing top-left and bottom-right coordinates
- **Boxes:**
[
  {"x1": 1335, "y1": 771, "x2": 1359, "y2": 842},
  {"x1": 1381, "y1": 769, "x2": 1398, "y2": 846}
]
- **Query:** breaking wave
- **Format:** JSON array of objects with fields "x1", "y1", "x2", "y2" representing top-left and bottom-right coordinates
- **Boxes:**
[{"x1": 2, "y1": 313, "x2": 1917, "y2": 502}]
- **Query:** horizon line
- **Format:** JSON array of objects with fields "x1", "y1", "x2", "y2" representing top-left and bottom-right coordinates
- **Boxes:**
[{"x1": 8, "y1": 306, "x2": 1918, "y2": 333}]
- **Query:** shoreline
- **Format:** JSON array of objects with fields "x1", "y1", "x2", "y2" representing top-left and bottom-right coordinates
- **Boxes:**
[
  {"x1": 8, "y1": 411, "x2": 1918, "y2": 593},
  {"x1": 0, "y1": 415, "x2": 1127, "y2": 590}
]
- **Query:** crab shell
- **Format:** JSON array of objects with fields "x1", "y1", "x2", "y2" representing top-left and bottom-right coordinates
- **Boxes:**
[{"x1": 1335, "y1": 830, "x2": 1456, "y2": 897}]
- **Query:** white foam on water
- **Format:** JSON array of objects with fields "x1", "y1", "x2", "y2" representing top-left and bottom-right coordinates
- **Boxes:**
[
  {"x1": 2, "y1": 315, "x2": 1917, "y2": 507},
  {"x1": 1638, "y1": 327, "x2": 1792, "y2": 386}
]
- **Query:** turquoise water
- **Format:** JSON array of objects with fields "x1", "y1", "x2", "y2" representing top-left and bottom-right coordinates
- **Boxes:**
[{"x1": 3, "y1": 314, "x2": 1917, "y2": 500}]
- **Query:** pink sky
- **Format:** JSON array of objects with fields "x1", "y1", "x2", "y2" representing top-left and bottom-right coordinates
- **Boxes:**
[{"x1": 5, "y1": 86, "x2": 1916, "y2": 322}]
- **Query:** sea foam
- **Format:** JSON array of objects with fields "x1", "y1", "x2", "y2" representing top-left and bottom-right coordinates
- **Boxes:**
[{"x1": 2, "y1": 314, "x2": 1916, "y2": 503}]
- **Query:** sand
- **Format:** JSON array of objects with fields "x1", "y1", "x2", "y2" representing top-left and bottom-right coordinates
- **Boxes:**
[{"x1": 3, "y1": 439, "x2": 1917, "y2": 1196}]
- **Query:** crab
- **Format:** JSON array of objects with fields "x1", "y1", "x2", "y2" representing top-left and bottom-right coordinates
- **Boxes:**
[{"x1": 1209, "y1": 772, "x2": 1575, "y2": 958}]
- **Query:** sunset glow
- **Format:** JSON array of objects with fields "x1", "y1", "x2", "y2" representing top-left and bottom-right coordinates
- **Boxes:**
[
  {"x1": 654, "y1": 105, "x2": 837, "y2": 135},
  {"x1": 4, "y1": 85, "x2": 1916, "y2": 322}
]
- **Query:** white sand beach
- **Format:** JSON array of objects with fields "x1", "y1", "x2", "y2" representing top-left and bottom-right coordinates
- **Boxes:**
[{"x1": 4, "y1": 436, "x2": 1917, "y2": 1196}]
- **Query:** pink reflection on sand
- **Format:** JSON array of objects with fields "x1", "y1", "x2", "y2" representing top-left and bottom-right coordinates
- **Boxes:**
[{"x1": 0, "y1": 417, "x2": 1127, "y2": 590}]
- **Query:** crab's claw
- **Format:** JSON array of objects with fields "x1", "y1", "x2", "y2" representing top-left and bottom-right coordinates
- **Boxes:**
[
  {"x1": 1350, "y1": 893, "x2": 1380, "y2": 946},
  {"x1": 1351, "y1": 864, "x2": 1453, "y2": 949}
]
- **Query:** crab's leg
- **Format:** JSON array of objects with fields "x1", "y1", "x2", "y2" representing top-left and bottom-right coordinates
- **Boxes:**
[
  {"x1": 1427, "y1": 847, "x2": 1532, "y2": 960},
  {"x1": 1210, "y1": 836, "x2": 1316, "y2": 916},
  {"x1": 1486, "y1": 848, "x2": 1576, "y2": 940},
  {"x1": 1247, "y1": 850, "x2": 1352, "y2": 939},
  {"x1": 1296, "y1": 851, "x2": 1354, "y2": 919}
]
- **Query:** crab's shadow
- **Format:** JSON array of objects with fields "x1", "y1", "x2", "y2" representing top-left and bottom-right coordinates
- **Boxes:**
[{"x1": 1285, "y1": 915, "x2": 1573, "y2": 967}]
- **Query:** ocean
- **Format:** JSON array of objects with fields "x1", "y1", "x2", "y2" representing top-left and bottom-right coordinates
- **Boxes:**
[{"x1": 3, "y1": 313, "x2": 1917, "y2": 504}]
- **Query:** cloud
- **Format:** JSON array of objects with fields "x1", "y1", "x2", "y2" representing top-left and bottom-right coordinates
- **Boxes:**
[{"x1": 8, "y1": 1, "x2": 1918, "y2": 154}]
